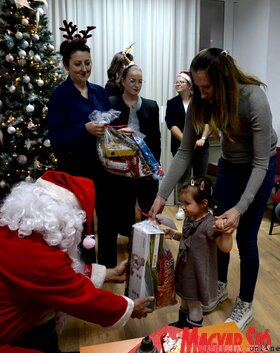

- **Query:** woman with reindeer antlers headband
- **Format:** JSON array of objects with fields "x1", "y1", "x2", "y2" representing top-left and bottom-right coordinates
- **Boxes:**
[{"x1": 47, "y1": 21, "x2": 111, "y2": 266}]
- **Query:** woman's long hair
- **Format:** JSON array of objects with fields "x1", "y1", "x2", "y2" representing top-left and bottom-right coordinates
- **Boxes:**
[
  {"x1": 107, "y1": 52, "x2": 134, "y2": 91},
  {"x1": 190, "y1": 48, "x2": 266, "y2": 141}
]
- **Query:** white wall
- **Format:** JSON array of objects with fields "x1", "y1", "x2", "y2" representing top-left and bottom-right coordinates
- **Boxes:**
[{"x1": 224, "y1": 0, "x2": 280, "y2": 143}]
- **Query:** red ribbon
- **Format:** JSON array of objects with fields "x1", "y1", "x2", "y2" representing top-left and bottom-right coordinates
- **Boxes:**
[{"x1": 137, "y1": 207, "x2": 161, "y2": 224}]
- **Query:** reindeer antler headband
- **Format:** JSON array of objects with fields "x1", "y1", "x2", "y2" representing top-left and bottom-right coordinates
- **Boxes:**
[{"x1": 59, "y1": 20, "x2": 96, "y2": 43}]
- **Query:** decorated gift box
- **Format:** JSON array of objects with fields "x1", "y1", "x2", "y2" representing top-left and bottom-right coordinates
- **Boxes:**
[{"x1": 126, "y1": 219, "x2": 177, "y2": 310}]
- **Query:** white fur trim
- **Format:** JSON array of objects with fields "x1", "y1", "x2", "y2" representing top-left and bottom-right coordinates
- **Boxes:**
[
  {"x1": 35, "y1": 178, "x2": 80, "y2": 207},
  {"x1": 178, "y1": 72, "x2": 192, "y2": 83},
  {"x1": 110, "y1": 296, "x2": 134, "y2": 328},
  {"x1": 91, "y1": 264, "x2": 106, "y2": 288}
]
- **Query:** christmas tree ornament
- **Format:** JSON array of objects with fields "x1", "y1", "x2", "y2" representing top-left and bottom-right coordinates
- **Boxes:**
[
  {"x1": 23, "y1": 75, "x2": 30, "y2": 83},
  {"x1": 36, "y1": 78, "x2": 44, "y2": 86},
  {"x1": 17, "y1": 154, "x2": 28, "y2": 164},
  {"x1": 47, "y1": 44, "x2": 54, "y2": 51},
  {"x1": 43, "y1": 139, "x2": 50, "y2": 147},
  {"x1": 42, "y1": 106, "x2": 48, "y2": 113},
  {"x1": 34, "y1": 54, "x2": 41, "y2": 62},
  {"x1": 21, "y1": 40, "x2": 29, "y2": 49},
  {"x1": 27, "y1": 121, "x2": 35, "y2": 129},
  {"x1": 32, "y1": 33, "x2": 39, "y2": 41},
  {"x1": 15, "y1": 31, "x2": 23, "y2": 40},
  {"x1": 5, "y1": 53, "x2": 14, "y2": 62},
  {"x1": 23, "y1": 32, "x2": 31, "y2": 40},
  {"x1": 9, "y1": 85, "x2": 16, "y2": 93},
  {"x1": 21, "y1": 18, "x2": 29, "y2": 26},
  {"x1": 24, "y1": 139, "x2": 32, "y2": 150},
  {"x1": 18, "y1": 49, "x2": 27, "y2": 57},
  {"x1": 7, "y1": 126, "x2": 16, "y2": 134},
  {"x1": 0, "y1": 180, "x2": 6, "y2": 188},
  {"x1": 26, "y1": 103, "x2": 35, "y2": 112}
]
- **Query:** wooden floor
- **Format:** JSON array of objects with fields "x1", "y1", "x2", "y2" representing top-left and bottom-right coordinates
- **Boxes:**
[{"x1": 59, "y1": 204, "x2": 280, "y2": 351}]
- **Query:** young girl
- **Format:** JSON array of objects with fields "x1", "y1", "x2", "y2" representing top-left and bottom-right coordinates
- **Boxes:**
[{"x1": 165, "y1": 176, "x2": 233, "y2": 328}]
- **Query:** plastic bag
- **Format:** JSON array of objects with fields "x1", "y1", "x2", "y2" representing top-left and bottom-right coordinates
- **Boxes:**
[
  {"x1": 133, "y1": 134, "x2": 164, "y2": 181},
  {"x1": 89, "y1": 110, "x2": 164, "y2": 179},
  {"x1": 97, "y1": 126, "x2": 154, "y2": 178},
  {"x1": 88, "y1": 109, "x2": 120, "y2": 125}
]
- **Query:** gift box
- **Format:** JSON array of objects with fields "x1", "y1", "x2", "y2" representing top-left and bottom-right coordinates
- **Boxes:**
[
  {"x1": 126, "y1": 219, "x2": 177, "y2": 310},
  {"x1": 101, "y1": 141, "x2": 136, "y2": 158}
]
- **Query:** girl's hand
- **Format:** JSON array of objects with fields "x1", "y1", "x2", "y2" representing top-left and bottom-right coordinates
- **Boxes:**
[
  {"x1": 214, "y1": 207, "x2": 241, "y2": 233},
  {"x1": 164, "y1": 228, "x2": 176, "y2": 239},
  {"x1": 164, "y1": 228, "x2": 181, "y2": 241}
]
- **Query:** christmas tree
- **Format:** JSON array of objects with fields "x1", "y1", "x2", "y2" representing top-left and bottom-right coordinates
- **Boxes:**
[{"x1": 0, "y1": 0, "x2": 64, "y2": 198}]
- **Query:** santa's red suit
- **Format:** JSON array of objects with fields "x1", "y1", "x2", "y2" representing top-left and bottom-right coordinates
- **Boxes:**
[{"x1": 0, "y1": 226, "x2": 132, "y2": 352}]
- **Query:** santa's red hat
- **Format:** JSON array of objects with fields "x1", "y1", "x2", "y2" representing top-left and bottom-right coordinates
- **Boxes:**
[
  {"x1": 35, "y1": 171, "x2": 95, "y2": 235},
  {"x1": 178, "y1": 71, "x2": 192, "y2": 84}
]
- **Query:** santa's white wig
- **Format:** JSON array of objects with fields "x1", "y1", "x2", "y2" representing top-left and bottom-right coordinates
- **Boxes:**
[{"x1": 0, "y1": 180, "x2": 86, "y2": 273}]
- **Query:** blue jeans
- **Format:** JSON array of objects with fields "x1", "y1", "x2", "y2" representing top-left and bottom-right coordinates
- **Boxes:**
[
  {"x1": 276, "y1": 203, "x2": 280, "y2": 219},
  {"x1": 215, "y1": 154, "x2": 276, "y2": 302}
]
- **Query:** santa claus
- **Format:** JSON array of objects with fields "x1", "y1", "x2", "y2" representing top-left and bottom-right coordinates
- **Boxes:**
[{"x1": 0, "y1": 171, "x2": 154, "y2": 353}]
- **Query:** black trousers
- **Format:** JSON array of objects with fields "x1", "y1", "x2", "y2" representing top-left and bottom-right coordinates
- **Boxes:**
[
  {"x1": 96, "y1": 172, "x2": 159, "y2": 268},
  {"x1": 11, "y1": 319, "x2": 61, "y2": 353},
  {"x1": 11, "y1": 319, "x2": 80, "y2": 353}
]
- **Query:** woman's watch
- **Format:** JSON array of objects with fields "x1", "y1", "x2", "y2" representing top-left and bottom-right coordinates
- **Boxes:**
[{"x1": 201, "y1": 136, "x2": 207, "y2": 140}]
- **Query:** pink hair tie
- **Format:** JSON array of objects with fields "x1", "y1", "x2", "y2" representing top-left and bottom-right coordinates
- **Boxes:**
[{"x1": 200, "y1": 181, "x2": 205, "y2": 191}]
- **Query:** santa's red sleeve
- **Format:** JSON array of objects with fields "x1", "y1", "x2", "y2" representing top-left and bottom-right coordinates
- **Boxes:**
[
  {"x1": 23, "y1": 254, "x2": 134, "y2": 328},
  {"x1": 0, "y1": 345, "x2": 42, "y2": 353}
]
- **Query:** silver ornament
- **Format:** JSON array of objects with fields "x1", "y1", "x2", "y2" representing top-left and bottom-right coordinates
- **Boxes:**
[
  {"x1": 26, "y1": 104, "x2": 35, "y2": 113},
  {"x1": 7, "y1": 126, "x2": 16, "y2": 134}
]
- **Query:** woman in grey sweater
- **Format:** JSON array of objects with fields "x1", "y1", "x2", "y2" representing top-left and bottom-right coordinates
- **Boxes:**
[{"x1": 149, "y1": 48, "x2": 277, "y2": 331}]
